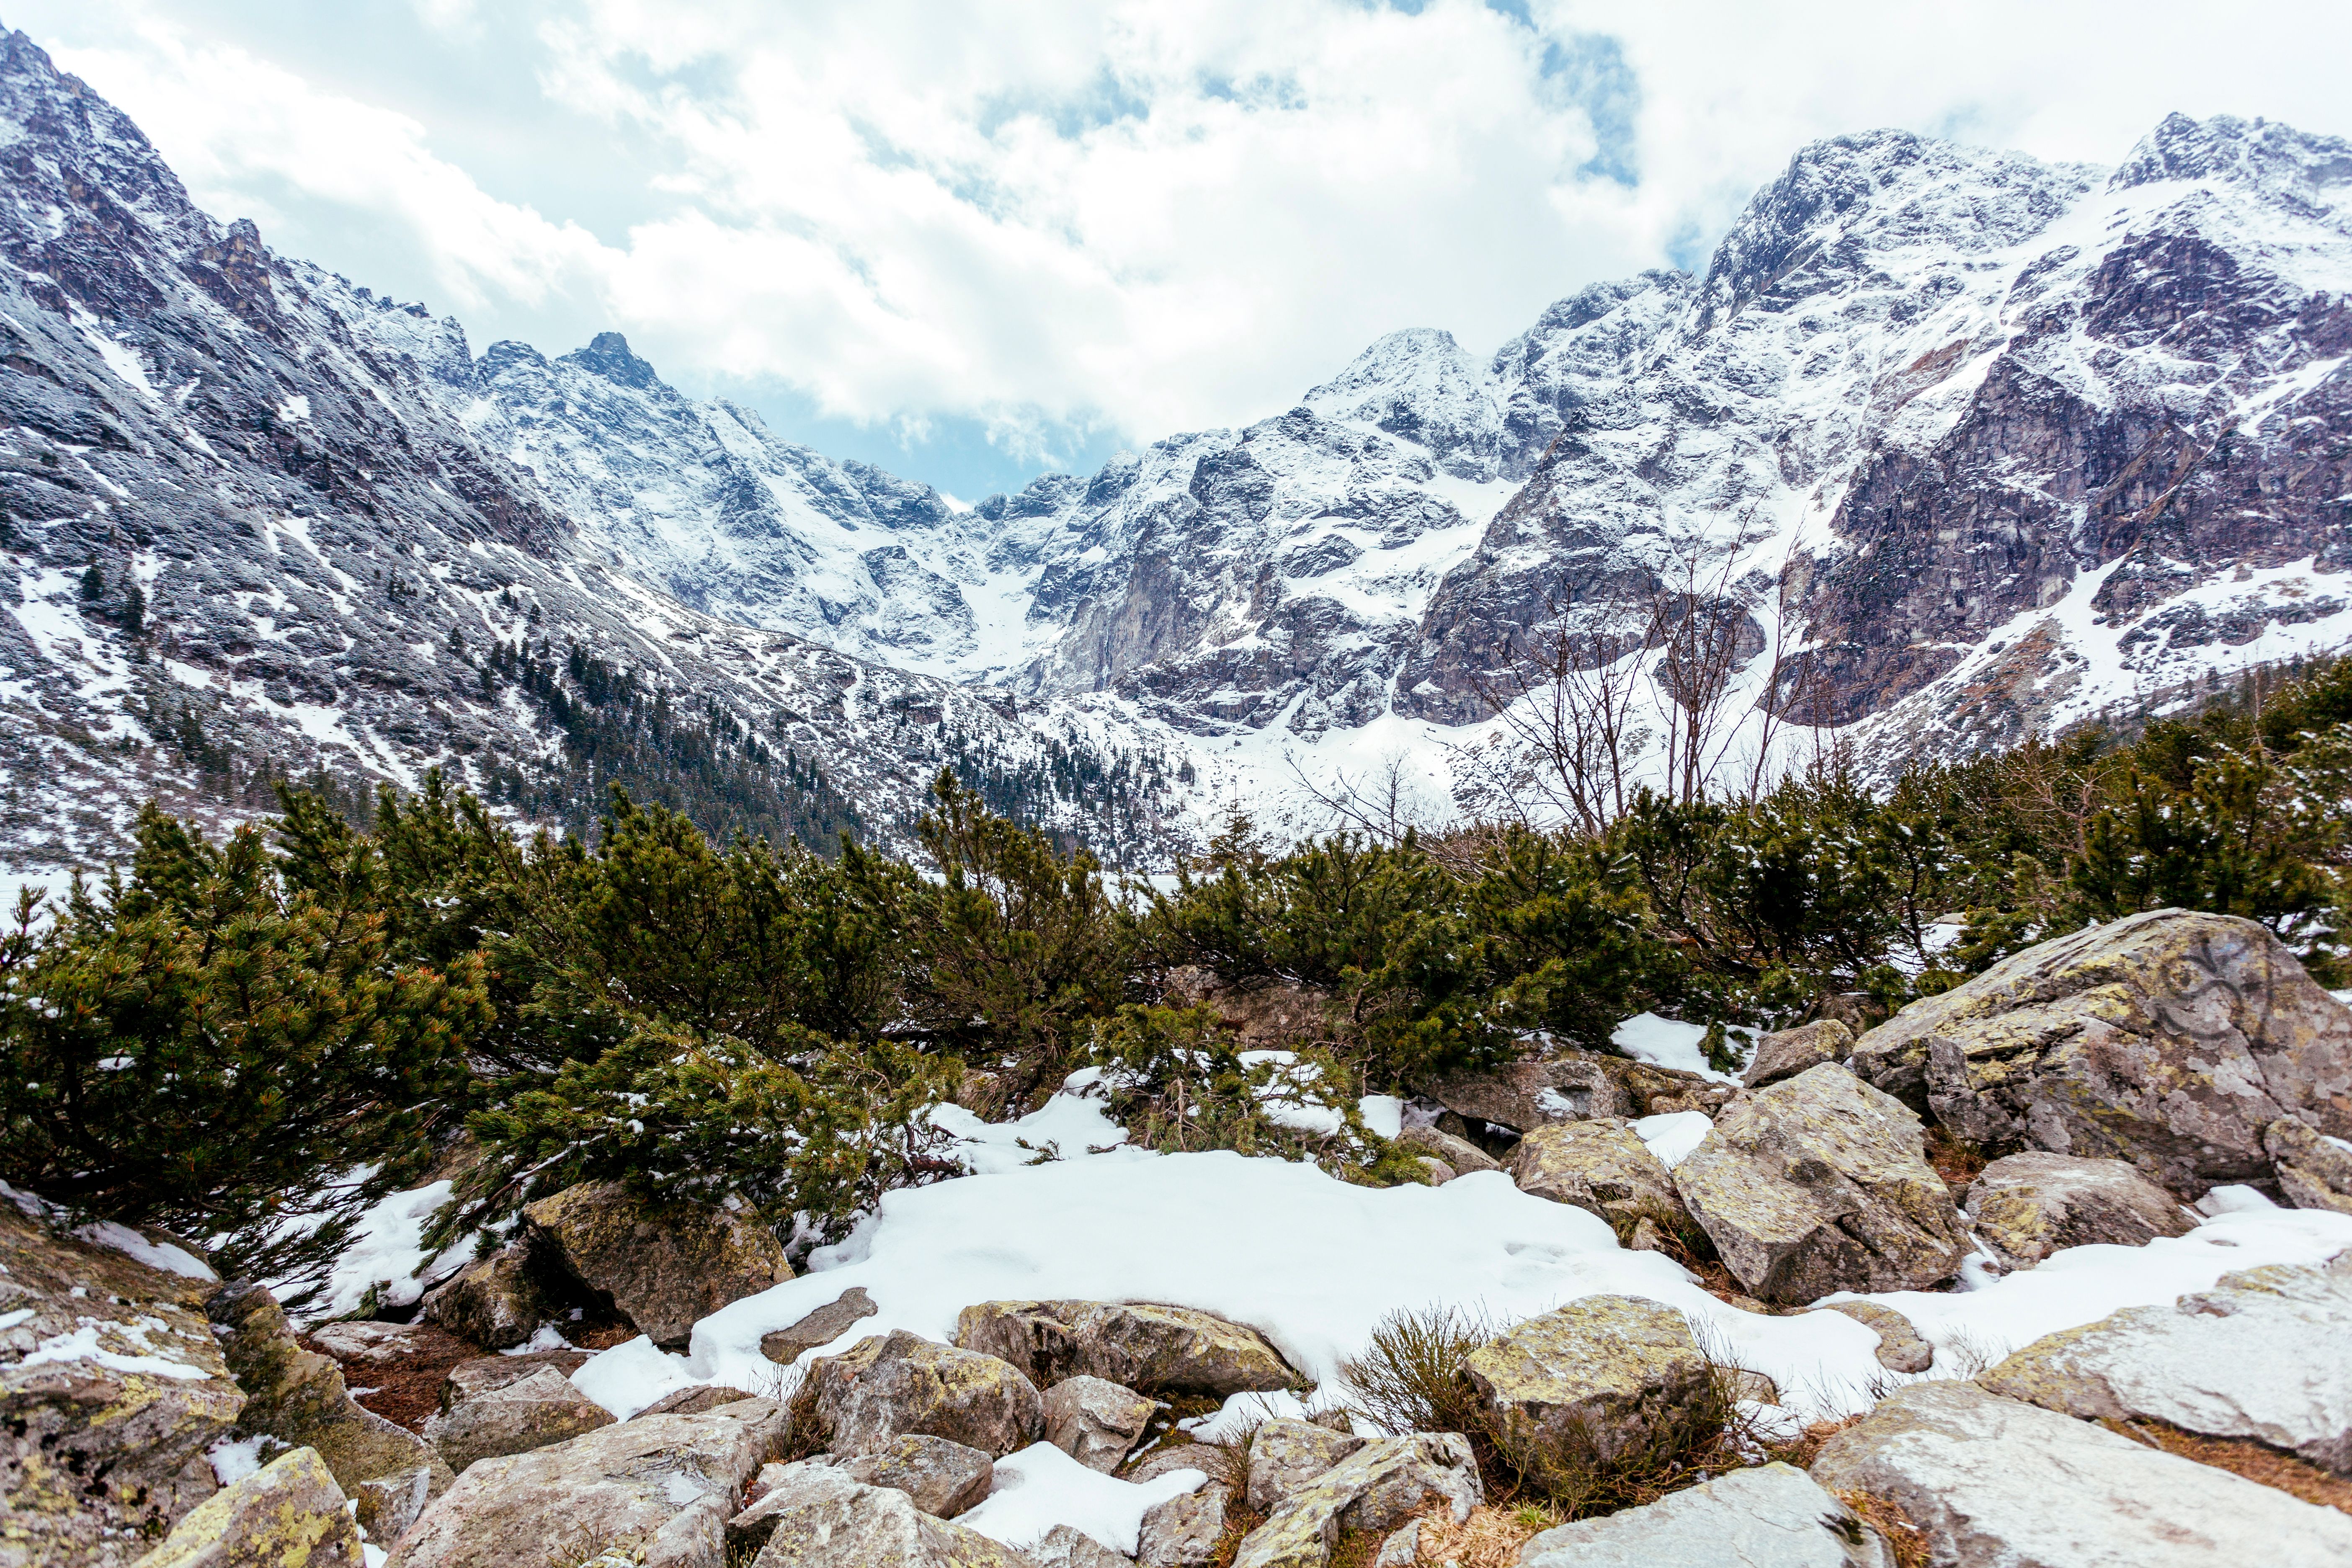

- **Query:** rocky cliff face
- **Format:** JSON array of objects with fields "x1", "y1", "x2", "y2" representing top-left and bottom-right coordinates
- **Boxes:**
[{"x1": 0, "y1": 29, "x2": 1183, "y2": 870}]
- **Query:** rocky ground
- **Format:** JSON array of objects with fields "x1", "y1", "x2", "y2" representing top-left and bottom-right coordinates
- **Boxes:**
[{"x1": 8, "y1": 905, "x2": 2352, "y2": 1565}]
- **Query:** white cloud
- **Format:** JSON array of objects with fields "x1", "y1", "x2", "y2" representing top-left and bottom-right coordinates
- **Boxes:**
[{"x1": 11, "y1": 0, "x2": 2352, "y2": 463}]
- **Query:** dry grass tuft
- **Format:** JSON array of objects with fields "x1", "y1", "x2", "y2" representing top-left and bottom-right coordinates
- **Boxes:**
[
  {"x1": 1831, "y1": 1490, "x2": 1930, "y2": 1568},
  {"x1": 2107, "y1": 1418, "x2": 2352, "y2": 1515},
  {"x1": 1339, "y1": 1303, "x2": 1500, "y2": 1439},
  {"x1": 1921, "y1": 1124, "x2": 1991, "y2": 1192},
  {"x1": 1410, "y1": 1498, "x2": 1561, "y2": 1568}
]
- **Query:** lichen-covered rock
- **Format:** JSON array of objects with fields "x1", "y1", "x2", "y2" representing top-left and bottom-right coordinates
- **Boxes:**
[
  {"x1": 207, "y1": 1281, "x2": 452, "y2": 1540},
  {"x1": 728, "y1": 1460, "x2": 1032, "y2": 1568},
  {"x1": 1394, "y1": 1125, "x2": 1499, "y2": 1176},
  {"x1": 836, "y1": 1433, "x2": 995, "y2": 1518},
  {"x1": 419, "y1": 1245, "x2": 553, "y2": 1351},
  {"x1": 1518, "y1": 1461, "x2": 1888, "y2": 1568},
  {"x1": 1977, "y1": 1251, "x2": 2352, "y2": 1474},
  {"x1": 808, "y1": 1330, "x2": 1044, "y2": 1457},
  {"x1": 1676, "y1": 1064, "x2": 1967, "y2": 1303},
  {"x1": 309, "y1": 1320, "x2": 425, "y2": 1363},
  {"x1": 134, "y1": 1445, "x2": 363, "y2": 1568},
  {"x1": 1229, "y1": 1434, "x2": 1478, "y2": 1568},
  {"x1": 1743, "y1": 1019, "x2": 1857, "y2": 1091},
  {"x1": 1029, "y1": 1524, "x2": 1134, "y2": 1568},
  {"x1": 1510, "y1": 1120, "x2": 1687, "y2": 1234},
  {"x1": 636, "y1": 1385, "x2": 757, "y2": 1420},
  {"x1": 1849, "y1": 909, "x2": 2352, "y2": 1194},
  {"x1": 1459, "y1": 1296, "x2": 1710, "y2": 1462},
  {"x1": 1817, "y1": 1301, "x2": 1934, "y2": 1375},
  {"x1": 1244, "y1": 1417, "x2": 1363, "y2": 1513},
  {"x1": 1136, "y1": 1480, "x2": 1228, "y2": 1568},
  {"x1": 1123, "y1": 1443, "x2": 1224, "y2": 1485},
  {"x1": 1810, "y1": 1380, "x2": 2352, "y2": 1567},
  {"x1": 422, "y1": 1362, "x2": 616, "y2": 1475},
  {"x1": 437, "y1": 1350, "x2": 591, "y2": 1410},
  {"x1": 1417, "y1": 1054, "x2": 1634, "y2": 1131},
  {"x1": 389, "y1": 1397, "x2": 788, "y2": 1568},
  {"x1": 2266, "y1": 1117, "x2": 2352, "y2": 1215},
  {"x1": 760, "y1": 1287, "x2": 879, "y2": 1366},
  {"x1": 0, "y1": 1197, "x2": 243, "y2": 1566},
  {"x1": 954, "y1": 1300, "x2": 1299, "y2": 1398},
  {"x1": 1962, "y1": 1151, "x2": 2195, "y2": 1266},
  {"x1": 521, "y1": 1181, "x2": 792, "y2": 1351},
  {"x1": 1043, "y1": 1375, "x2": 1157, "y2": 1473}
]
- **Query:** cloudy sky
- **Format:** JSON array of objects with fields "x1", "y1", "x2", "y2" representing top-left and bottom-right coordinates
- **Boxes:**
[{"x1": 12, "y1": 0, "x2": 2347, "y2": 498}]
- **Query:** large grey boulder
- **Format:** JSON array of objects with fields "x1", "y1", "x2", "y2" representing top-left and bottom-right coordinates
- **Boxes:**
[
  {"x1": 1420, "y1": 1049, "x2": 1723, "y2": 1132},
  {"x1": 1676, "y1": 1064, "x2": 1967, "y2": 1303},
  {"x1": 1244, "y1": 1416, "x2": 1363, "y2": 1513},
  {"x1": 1229, "y1": 1434, "x2": 1478, "y2": 1568},
  {"x1": 1460, "y1": 1296, "x2": 1711, "y2": 1462},
  {"x1": 388, "y1": 1397, "x2": 787, "y2": 1568},
  {"x1": 419, "y1": 1243, "x2": 554, "y2": 1351},
  {"x1": 421, "y1": 1362, "x2": 615, "y2": 1475},
  {"x1": 1136, "y1": 1481, "x2": 1229, "y2": 1567},
  {"x1": 207, "y1": 1280, "x2": 453, "y2": 1540},
  {"x1": 1743, "y1": 1019, "x2": 1857, "y2": 1091},
  {"x1": 521, "y1": 1181, "x2": 792, "y2": 1351},
  {"x1": 954, "y1": 1300, "x2": 1300, "y2": 1398},
  {"x1": 836, "y1": 1433, "x2": 995, "y2": 1518},
  {"x1": 134, "y1": 1445, "x2": 364, "y2": 1568},
  {"x1": 1810, "y1": 1380, "x2": 2352, "y2": 1567},
  {"x1": 1962, "y1": 1151, "x2": 2195, "y2": 1266},
  {"x1": 1519, "y1": 1461, "x2": 1889, "y2": 1568},
  {"x1": 807, "y1": 1329, "x2": 1044, "y2": 1457},
  {"x1": 0, "y1": 1197, "x2": 244, "y2": 1566},
  {"x1": 1043, "y1": 1375, "x2": 1157, "y2": 1473},
  {"x1": 1510, "y1": 1119, "x2": 1687, "y2": 1235},
  {"x1": 760, "y1": 1286, "x2": 879, "y2": 1365},
  {"x1": 725, "y1": 1459, "x2": 1032, "y2": 1567},
  {"x1": 1848, "y1": 909, "x2": 2352, "y2": 1194},
  {"x1": 2267, "y1": 1117, "x2": 2352, "y2": 1214},
  {"x1": 1977, "y1": 1253, "x2": 2352, "y2": 1474}
]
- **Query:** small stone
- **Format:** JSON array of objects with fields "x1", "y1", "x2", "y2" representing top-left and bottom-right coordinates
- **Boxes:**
[
  {"x1": 1963, "y1": 1151, "x2": 2195, "y2": 1266},
  {"x1": 309, "y1": 1320, "x2": 424, "y2": 1362},
  {"x1": 1461, "y1": 1296, "x2": 1712, "y2": 1462},
  {"x1": 1245, "y1": 1416, "x2": 1364, "y2": 1513},
  {"x1": 1123, "y1": 1443, "x2": 1224, "y2": 1484},
  {"x1": 807, "y1": 1329, "x2": 1045, "y2": 1457},
  {"x1": 422, "y1": 1363, "x2": 616, "y2": 1475},
  {"x1": 522, "y1": 1180, "x2": 792, "y2": 1351},
  {"x1": 1519, "y1": 1461, "x2": 1885, "y2": 1567},
  {"x1": 1818, "y1": 1301, "x2": 1934, "y2": 1374},
  {"x1": 634, "y1": 1384, "x2": 757, "y2": 1419},
  {"x1": 761, "y1": 1286, "x2": 880, "y2": 1365},
  {"x1": 133, "y1": 1446, "x2": 364, "y2": 1568},
  {"x1": 1742, "y1": 1019, "x2": 1857, "y2": 1091},
  {"x1": 954, "y1": 1300, "x2": 1300, "y2": 1398},
  {"x1": 1136, "y1": 1482, "x2": 1229, "y2": 1568},
  {"x1": 1415, "y1": 1156, "x2": 1456, "y2": 1184},
  {"x1": 1044, "y1": 1375, "x2": 1158, "y2": 1472},
  {"x1": 837, "y1": 1433, "x2": 996, "y2": 1517},
  {"x1": 1029, "y1": 1523, "x2": 1137, "y2": 1568},
  {"x1": 1371, "y1": 1519, "x2": 1420, "y2": 1568},
  {"x1": 1395, "y1": 1124, "x2": 1500, "y2": 1175}
]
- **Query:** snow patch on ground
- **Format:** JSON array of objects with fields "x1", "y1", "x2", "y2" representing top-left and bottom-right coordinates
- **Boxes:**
[
  {"x1": 1611, "y1": 1013, "x2": 1753, "y2": 1084},
  {"x1": 958, "y1": 1442, "x2": 1205, "y2": 1556},
  {"x1": 1632, "y1": 1111, "x2": 1714, "y2": 1169}
]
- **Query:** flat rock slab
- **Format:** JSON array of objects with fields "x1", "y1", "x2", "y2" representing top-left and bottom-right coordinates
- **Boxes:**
[
  {"x1": 1847, "y1": 908, "x2": 2352, "y2": 1193},
  {"x1": 955, "y1": 1300, "x2": 1299, "y2": 1398},
  {"x1": 423, "y1": 1362, "x2": 616, "y2": 1475},
  {"x1": 836, "y1": 1433, "x2": 995, "y2": 1518},
  {"x1": 1044, "y1": 1375, "x2": 1157, "y2": 1473},
  {"x1": 1978, "y1": 1252, "x2": 2352, "y2": 1474},
  {"x1": 389, "y1": 1397, "x2": 788, "y2": 1568},
  {"x1": 1245, "y1": 1416, "x2": 1362, "y2": 1513},
  {"x1": 1743, "y1": 1019, "x2": 1857, "y2": 1091},
  {"x1": 637, "y1": 1385, "x2": 757, "y2": 1419},
  {"x1": 1510, "y1": 1119, "x2": 1686, "y2": 1234},
  {"x1": 1818, "y1": 1301, "x2": 1934, "y2": 1375},
  {"x1": 1676, "y1": 1063, "x2": 1966, "y2": 1303},
  {"x1": 311, "y1": 1320, "x2": 428, "y2": 1362},
  {"x1": 761, "y1": 1287, "x2": 879, "y2": 1366},
  {"x1": 439, "y1": 1350, "x2": 592, "y2": 1409},
  {"x1": 1519, "y1": 1461, "x2": 1889, "y2": 1568},
  {"x1": 1810, "y1": 1380, "x2": 2352, "y2": 1567},
  {"x1": 1462, "y1": 1295, "x2": 1710, "y2": 1462},
  {"x1": 1230, "y1": 1433, "x2": 1478, "y2": 1568},
  {"x1": 731, "y1": 1460, "x2": 1032, "y2": 1568},
  {"x1": 809, "y1": 1329, "x2": 1043, "y2": 1457},
  {"x1": 136, "y1": 1444, "x2": 364, "y2": 1568},
  {"x1": 523, "y1": 1181, "x2": 792, "y2": 1351},
  {"x1": 1963, "y1": 1151, "x2": 2194, "y2": 1266}
]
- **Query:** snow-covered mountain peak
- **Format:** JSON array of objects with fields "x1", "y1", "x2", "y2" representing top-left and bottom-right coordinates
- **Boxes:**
[
  {"x1": 1301, "y1": 327, "x2": 1501, "y2": 478},
  {"x1": 2112, "y1": 112, "x2": 2352, "y2": 222}
]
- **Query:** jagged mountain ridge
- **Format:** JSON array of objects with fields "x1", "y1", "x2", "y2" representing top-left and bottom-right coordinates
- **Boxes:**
[{"x1": 0, "y1": 28, "x2": 1187, "y2": 871}]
